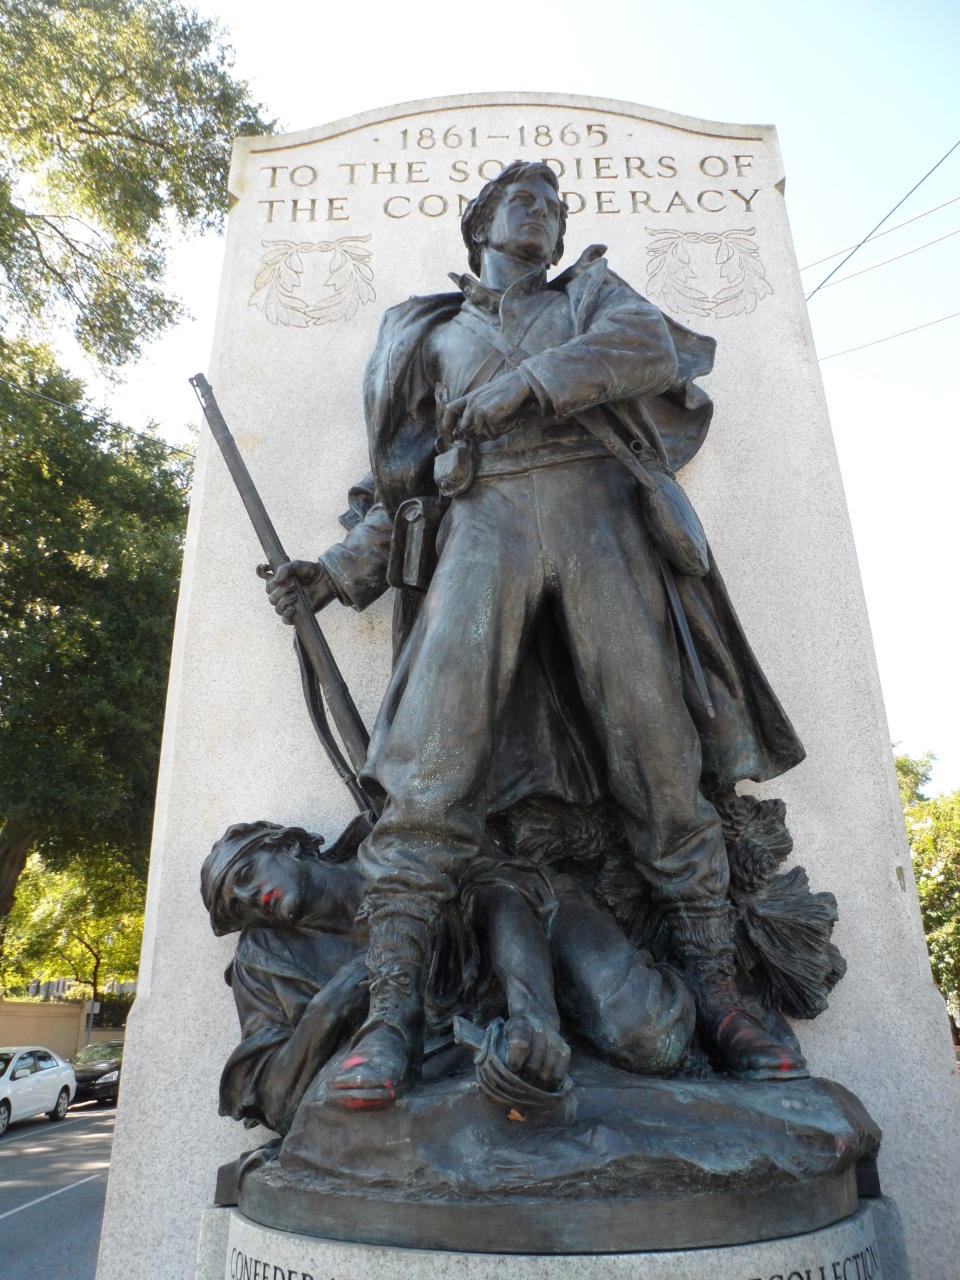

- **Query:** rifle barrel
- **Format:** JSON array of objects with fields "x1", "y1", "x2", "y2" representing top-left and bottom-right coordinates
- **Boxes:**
[{"x1": 190, "y1": 374, "x2": 371, "y2": 779}]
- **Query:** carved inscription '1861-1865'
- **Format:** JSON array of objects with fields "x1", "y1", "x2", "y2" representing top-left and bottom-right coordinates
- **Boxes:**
[
  {"x1": 254, "y1": 117, "x2": 765, "y2": 224},
  {"x1": 245, "y1": 112, "x2": 775, "y2": 326}
]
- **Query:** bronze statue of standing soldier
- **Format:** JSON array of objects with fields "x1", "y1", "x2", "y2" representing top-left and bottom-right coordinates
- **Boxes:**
[{"x1": 265, "y1": 160, "x2": 809, "y2": 1109}]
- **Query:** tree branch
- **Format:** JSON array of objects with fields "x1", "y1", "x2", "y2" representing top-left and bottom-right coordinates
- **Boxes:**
[
  {"x1": 73, "y1": 932, "x2": 102, "y2": 962},
  {"x1": 19, "y1": 215, "x2": 89, "y2": 310},
  {"x1": 72, "y1": 121, "x2": 175, "y2": 157},
  {"x1": 71, "y1": 72, "x2": 131, "y2": 127}
]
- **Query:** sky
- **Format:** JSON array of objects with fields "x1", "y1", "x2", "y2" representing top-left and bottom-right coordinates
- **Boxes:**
[{"x1": 72, "y1": 0, "x2": 960, "y2": 793}]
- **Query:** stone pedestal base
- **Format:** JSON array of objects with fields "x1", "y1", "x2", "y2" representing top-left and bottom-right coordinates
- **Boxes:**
[{"x1": 197, "y1": 1201, "x2": 905, "y2": 1280}]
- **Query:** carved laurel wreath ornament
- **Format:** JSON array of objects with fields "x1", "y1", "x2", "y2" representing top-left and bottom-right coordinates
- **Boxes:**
[
  {"x1": 644, "y1": 228, "x2": 773, "y2": 320},
  {"x1": 249, "y1": 236, "x2": 375, "y2": 327}
]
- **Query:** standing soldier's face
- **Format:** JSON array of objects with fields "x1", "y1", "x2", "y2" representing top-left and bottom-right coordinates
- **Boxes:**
[{"x1": 485, "y1": 176, "x2": 563, "y2": 268}]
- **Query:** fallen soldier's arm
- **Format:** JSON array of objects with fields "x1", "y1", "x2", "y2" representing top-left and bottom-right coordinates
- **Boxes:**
[{"x1": 220, "y1": 939, "x2": 368, "y2": 1134}]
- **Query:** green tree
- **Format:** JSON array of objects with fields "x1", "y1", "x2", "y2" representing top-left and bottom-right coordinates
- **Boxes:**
[
  {"x1": 0, "y1": 2, "x2": 270, "y2": 942},
  {"x1": 0, "y1": 850, "x2": 143, "y2": 1001},
  {"x1": 0, "y1": 0, "x2": 270, "y2": 364},
  {"x1": 0, "y1": 339, "x2": 191, "y2": 930},
  {"x1": 895, "y1": 750, "x2": 934, "y2": 808},
  {"x1": 896, "y1": 753, "x2": 960, "y2": 1036}
]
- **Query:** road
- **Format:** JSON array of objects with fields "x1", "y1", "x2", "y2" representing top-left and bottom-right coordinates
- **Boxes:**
[{"x1": 0, "y1": 1102, "x2": 113, "y2": 1280}]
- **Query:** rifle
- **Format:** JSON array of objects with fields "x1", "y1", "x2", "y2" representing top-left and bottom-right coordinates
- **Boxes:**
[{"x1": 189, "y1": 374, "x2": 377, "y2": 817}]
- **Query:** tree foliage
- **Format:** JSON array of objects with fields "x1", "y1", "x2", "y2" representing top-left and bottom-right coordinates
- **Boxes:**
[
  {"x1": 895, "y1": 750, "x2": 933, "y2": 809},
  {"x1": 0, "y1": 0, "x2": 270, "y2": 364},
  {"x1": 896, "y1": 752, "x2": 960, "y2": 1029},
  {"x1": 0, "y1": 849, "x2": 144, "y2": 1001},
  {"x1": 0, "y1": 3, "x2": 270, "y2": 952},
  {"x1": 0, "y1": 338, "x2": 191, "y2": 924}
]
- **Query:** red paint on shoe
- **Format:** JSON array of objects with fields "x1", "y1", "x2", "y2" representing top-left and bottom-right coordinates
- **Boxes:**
[{"x1": 717, "y1": 1011, "x2": 740, "y2": 1038}]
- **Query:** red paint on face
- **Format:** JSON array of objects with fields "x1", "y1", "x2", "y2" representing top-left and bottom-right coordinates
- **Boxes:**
[{"x1": 261, "y1": 888, "x2": 282, "y2": 908}]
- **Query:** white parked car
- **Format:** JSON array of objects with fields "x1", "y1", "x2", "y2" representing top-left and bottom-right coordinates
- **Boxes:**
[{"x1": 0, "y1": 1046, "x2": 76, "y2": 1136}]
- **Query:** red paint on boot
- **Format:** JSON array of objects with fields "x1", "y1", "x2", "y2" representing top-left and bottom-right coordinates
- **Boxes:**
[
  {"x1": 340, "y1": 1096, "x2": 389, "y2": 1110},
  {"x1": 717, "y1": 1011, "x2": 739, "y2": 1037}
]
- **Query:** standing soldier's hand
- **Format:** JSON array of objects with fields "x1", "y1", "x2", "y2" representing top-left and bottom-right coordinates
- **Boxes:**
[
  {"x1": 441, "y1": 369, "x2": 534, "y2": 441},
  {"x1": 259, "y1": 560, "x2": 338, "y2": 622}
]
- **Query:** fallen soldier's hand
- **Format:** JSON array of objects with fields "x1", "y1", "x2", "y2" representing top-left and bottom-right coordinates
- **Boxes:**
[{"x1": 504, "y1": 1013, "x2": 571, "y2": 1092}]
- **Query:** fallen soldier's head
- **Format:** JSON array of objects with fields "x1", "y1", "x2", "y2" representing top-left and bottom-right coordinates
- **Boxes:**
[{"x1": 201, "y1": 822, "x2": 325, "y2": 935}]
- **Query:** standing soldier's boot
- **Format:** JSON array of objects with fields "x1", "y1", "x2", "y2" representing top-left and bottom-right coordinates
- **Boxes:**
[
  {"x1": 330, "y1": 910, "x2": 431, "y2": 1110},
  {"x1": 667, "y1": 901, "x2": 808, "y2": 1080}
]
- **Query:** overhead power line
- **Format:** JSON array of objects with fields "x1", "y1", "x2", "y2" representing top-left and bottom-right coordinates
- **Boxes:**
[
  {"x1": 816, "y1": 225, "x2": 960, "y2": 291},
  {"x1": 806, "y1": 138, "x2": 960, "y2": 301},
  {"x1": 818, "y1": 309, "x2": 960, "y2": 362},
  {"x1": 0, "y1": 374, "x2": 195, "y2": 459},
  {"x1": 799, "y1": 194, "x2": 960, "y2": 270}
]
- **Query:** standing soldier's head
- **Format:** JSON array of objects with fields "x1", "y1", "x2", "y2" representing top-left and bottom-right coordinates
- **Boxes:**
[{"x1": 461, "y1": 161, "x2": 568, "y2": 275}]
